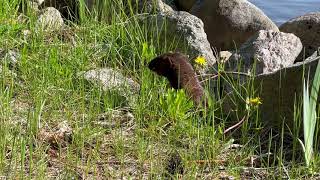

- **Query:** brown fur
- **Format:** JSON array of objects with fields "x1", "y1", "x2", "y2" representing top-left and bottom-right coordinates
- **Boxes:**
[{"x1": 148, "y1": 52, "x2": 205, "y2": 106}]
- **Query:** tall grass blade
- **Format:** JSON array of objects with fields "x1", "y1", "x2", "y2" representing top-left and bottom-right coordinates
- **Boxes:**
[{"x1": 303, "y1": 59, "x2": 320, "y2": 168}]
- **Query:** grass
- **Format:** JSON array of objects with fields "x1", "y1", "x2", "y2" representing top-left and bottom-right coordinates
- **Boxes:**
[
  {"x1": 0, "y1": 0, "x2": 319, "y2": 179},
  {"x1": 301, "y1": 58, "x2": 320, "y2": 169}
]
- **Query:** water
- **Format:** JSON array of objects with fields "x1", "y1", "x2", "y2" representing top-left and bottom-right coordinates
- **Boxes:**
[{"x1": 249, "y1": 0, "x2": 320, "y2": 25}]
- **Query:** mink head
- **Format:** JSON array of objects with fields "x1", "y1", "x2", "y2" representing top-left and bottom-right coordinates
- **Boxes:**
[
  {"x1": 148, "y1": 52, "x2": 206, "y2": 107},
  {"x1": 148, "y1": 54, "x2": 174, "y2": 77},
  {"x1": 148, "y1": 52, "x2": 191, "y2": 76},
  {"x1": 148, "y1": 52, "x2": 196, "y2": 89}
]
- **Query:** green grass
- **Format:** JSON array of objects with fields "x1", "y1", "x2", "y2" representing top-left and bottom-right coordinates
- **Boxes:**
[
  {"x1": 0, "y1": 0, "x2": 319, "y2": 179},
  {"x1": 301, "y1": 58, "x2": 320, "y2": 170}
]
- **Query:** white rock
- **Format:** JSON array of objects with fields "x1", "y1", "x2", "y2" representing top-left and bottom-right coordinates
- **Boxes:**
[
  {"x1": 280, "y1": 12, "x2": 320, "y2": 60},
  {"x1": 142, "y1": 11, "x2": 216, "y2": 66},
  {"x1": 37, "y1": 7, "x2": 64, "y2": 31},
  {"x1": 228, "y1": 30, "x2": 302, "y2": 74},
  {"x1": 83, "y1": 68, "x2": 140, "y2": 96}
]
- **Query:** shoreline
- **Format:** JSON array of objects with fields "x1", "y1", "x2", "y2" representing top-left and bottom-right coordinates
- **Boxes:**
[{"x1": 249, "y1": 0, "x2": 319, "y2": 26}]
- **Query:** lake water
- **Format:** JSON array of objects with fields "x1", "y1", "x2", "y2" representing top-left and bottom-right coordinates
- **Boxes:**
[{"x1": 249, "y1": 0, "x2": 320, "y2": 25}]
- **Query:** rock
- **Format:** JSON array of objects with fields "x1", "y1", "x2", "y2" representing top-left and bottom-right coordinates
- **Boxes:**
[
  {"x1": 255, "y1": 56, "x2": 320, "y2": 131},
  {"x1": 0, "y1": 49, "x2": 21, "y2": 66},
  {"x1": 190, "y1": 0, "x2": 279, "y2": 50},
  {"x1": 227, "y1": 30, "x2": 302, "y2": 75},
  {"x1": 22, "y1": 29, "x2": 32, "y2": 40},
  {"x1": 224, "y1": 55, "x2": 320, "y2": 132},
  {"x1": 136, "y1": 0, "x2": 175, "y2": 14},
  {"x1": 6, "y1": 50, "x2": 21, "y2": 66},
  {"x1": 37, "y1": 7, "x2": 64, "y2": 31},
  {"x1": 175, "y1": 0, "x2": 197, "y2": 11},
  {"x1": 280, "y1": 12, "x2": 320, "y2": 60},
  {"x1": 0, "y1": 65, "x2": 16, "y2": 78},
  {"x1": 218, "y1": 172, "x2": 236, "y2": 180},
  {"x1": 219, "y1": 51, "x2": 233, "y2": 63},
  {"x1": 141, "y1": 11, "x2": 216, "y2": 66},
  {"x1": 153, "y1": 0, "x2": 175, "y2": 13},
  {"x1": 82, "y1": 68, "x2": 140, "y2": 97},
  {"x1": 0, "y1": 48, "x2": 20, "y2": 78},
  {"x1": 125, "y1": 0, "x2": 176, "y2": 15},
  {"x1": 95, "y1": 108, "x2": 135, "y2": 128},
  {"x1": 56, "y1": 121, "x2": 73, "y2": 140},
  {"x1": 38, "y1": 121, "x2": 73, "y2": 148},
  {"x1": 35, "y1": 0, "x2": 45, "y2": 4}
]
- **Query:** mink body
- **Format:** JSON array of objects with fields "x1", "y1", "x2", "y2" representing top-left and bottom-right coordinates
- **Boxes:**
[{"x1": 148, "y1": 52, "x2": 205, "y2": 106}]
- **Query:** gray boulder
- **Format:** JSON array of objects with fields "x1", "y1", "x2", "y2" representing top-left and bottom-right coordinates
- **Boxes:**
[
  {"x1": 142, "y1": 11, "x2": 216, "y2": 66},
  {"x1": 35, "y1": 0, "x2": 44, "y2": 4},
  {"x1": 227, "y1": 30, "x2": 302, "y2": 75},
  {"x1": 135, "y1": 0, "x2": 175, "y2": 14},
  {"x1": 190, "y1": 0, "x2": 279, "y2": 50},
  {"x1": 82, "y1": 68, "x2": 140, "y2": 97},
  {"x1": 0, "y1": 49, "x2": 21, "y2": 67},
  {"x1": 224, "y1": 55, "x2": 320, "y2": 132},
  {"x1": 37, "y1": 7, "x2": 64, "y2": 31},
  {"x1": 152, "y1": 0, "x2": 175, "y2": 13},
  {"x1": 219, "y1": 51, "x2": 233, "y2": 63},
  {"x1": 95, "y1": 109, "x2": 135, "y2": 128},
  {"x1": 125, "y1": 0, "x2": 176, "y2": 15},
  {"x1": 256, "y1": 56, "x2": 320, "y2": 131},
  {"x1": 280, "y1": 12, "x2": 320, "y2": 60}
]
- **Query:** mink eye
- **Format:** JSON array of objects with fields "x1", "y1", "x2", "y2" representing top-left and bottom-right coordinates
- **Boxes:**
[
  {"x1": 151, "y1": 66, "x2": 157, "y2": 70},
  {"x1": 148, "y1": 63, "x2": 155, "y2": 69}
]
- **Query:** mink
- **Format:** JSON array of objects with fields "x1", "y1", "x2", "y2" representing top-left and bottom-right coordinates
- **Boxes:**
[{"x1": 148, "y1": 52, "x2": 206, "y2": 106}]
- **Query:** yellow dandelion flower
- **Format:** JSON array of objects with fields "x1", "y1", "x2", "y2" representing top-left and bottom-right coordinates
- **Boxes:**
[
  {"x1": 247, "y1": 97, "x2": 262, "y2": 106},
  {"x1": 194, "y1": 56, "x2": 207, "y2": 67}
]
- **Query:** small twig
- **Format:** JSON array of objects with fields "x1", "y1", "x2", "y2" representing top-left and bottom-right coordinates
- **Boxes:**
[
  {"x1": 197, "y1": 73, "x2": 219, "y2": 78},
  {"x1": 223, "y1": 116, "x2": 246, "y2": 134},
  {"x1": 198, "y1": 71, "x2": 252, "y2": 83},
  {"x1": 197, "y1": 71, "x2": 252, "y2": 78}
]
